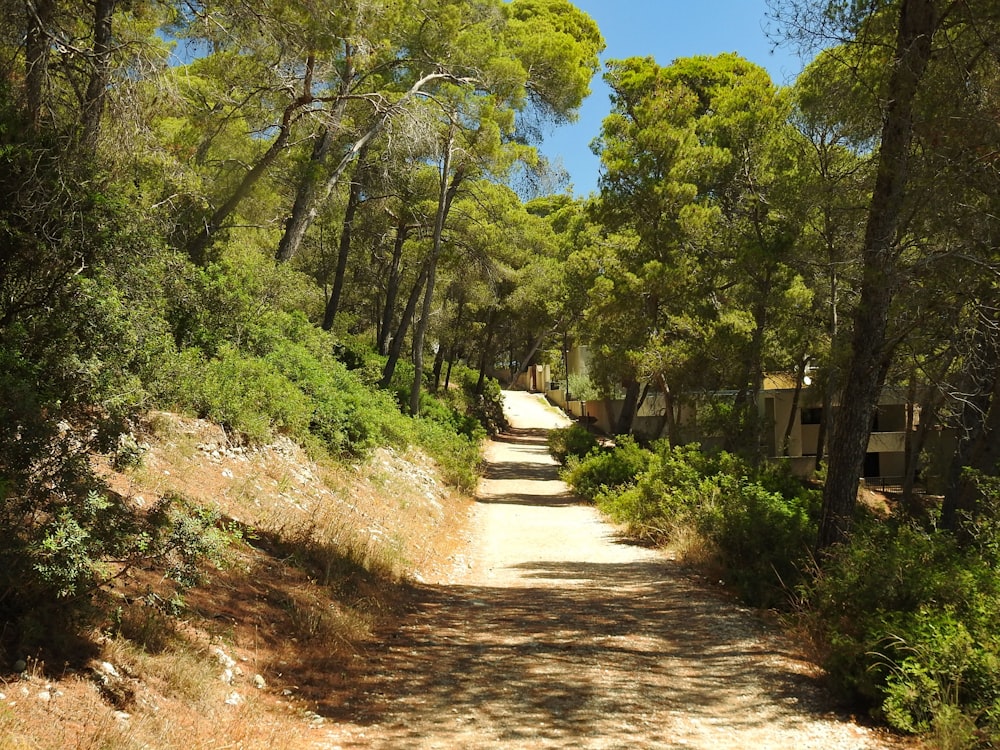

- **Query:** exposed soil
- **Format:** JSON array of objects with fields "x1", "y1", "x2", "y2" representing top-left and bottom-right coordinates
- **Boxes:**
[{"x1": 313, "y1": 391, "x2": 917, "y2": 750}]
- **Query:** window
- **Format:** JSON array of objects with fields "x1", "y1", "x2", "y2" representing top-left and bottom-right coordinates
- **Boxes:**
[{"x1": 801, "y1": 407, "x2": 823, "y2": 425}]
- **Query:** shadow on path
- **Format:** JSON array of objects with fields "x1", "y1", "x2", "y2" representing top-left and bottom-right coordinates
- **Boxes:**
[
  {"x1": 311, "y1": 557, "x2": 839, "y2": 749},
  {"x1": 303, "y1": 396, "x2": 888, "y2": 749}
]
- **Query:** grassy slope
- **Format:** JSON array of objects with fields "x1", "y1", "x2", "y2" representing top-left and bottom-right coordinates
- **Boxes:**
[{"x1": 0, "y1": 411, "x2": 476, "y2": 750}]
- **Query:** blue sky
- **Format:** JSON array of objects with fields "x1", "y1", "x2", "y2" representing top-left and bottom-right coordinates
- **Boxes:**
[{"x1": 540, "y1": 0, "x2": 808, "y2": 196}]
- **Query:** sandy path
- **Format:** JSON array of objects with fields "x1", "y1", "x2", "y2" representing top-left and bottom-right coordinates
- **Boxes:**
[{"x1": 317, "y1": 391, "x2": 908, "y2": 749}]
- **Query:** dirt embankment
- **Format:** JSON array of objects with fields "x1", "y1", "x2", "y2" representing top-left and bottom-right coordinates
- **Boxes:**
[{"x1": 315, "y1": 391, "x2": 914, "y2": 750}]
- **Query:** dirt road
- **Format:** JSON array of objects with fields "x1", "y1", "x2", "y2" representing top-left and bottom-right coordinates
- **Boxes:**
[{"x1": 318, "y1": 391, "x2": 907, "y2": 749}]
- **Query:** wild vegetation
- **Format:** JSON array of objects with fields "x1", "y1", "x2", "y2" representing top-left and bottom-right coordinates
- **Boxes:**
[{"x1": 2, "y1": 0, "x2": 1000, "y2": 747}]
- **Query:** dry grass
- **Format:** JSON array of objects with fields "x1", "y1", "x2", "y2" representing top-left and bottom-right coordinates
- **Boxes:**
[{"x1": 2, "y1": 412, "x2": 476, "y2": 749}]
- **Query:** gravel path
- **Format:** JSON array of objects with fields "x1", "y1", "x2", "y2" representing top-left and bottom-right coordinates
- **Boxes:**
[{"x1": 317, "y1": 391, "x2": 911, "y2": 749}]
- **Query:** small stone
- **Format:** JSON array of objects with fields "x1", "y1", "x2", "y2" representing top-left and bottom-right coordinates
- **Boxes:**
[
  {"x1": 224, "y1": 691, "x2": 244, "y2": 706},
  {"x1": 220, "y1": 668, "x2": 234, "y2": 685},
  {"x1": 100, "y1": 661, "x2": 119, "y2": 678},
  {"x1": 209, "y1": 646, "x2": 236, "y2": 669},
  {"x1": 222, "y1": 468, "x2": 234, "y2": 479},
  {"x1": 253, "y1": 674, "x2": 266, "y2": 689},
  {"x1": 113, "y1": 711, "x2": 131, "y2": 722},
  {"x1": 37, "y1": 690, "x2": 50, "y2": 702}
]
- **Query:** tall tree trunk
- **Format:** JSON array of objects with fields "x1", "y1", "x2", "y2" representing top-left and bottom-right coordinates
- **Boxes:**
[
  {"x1": 435, "y1": 298, "x2": 466, "y2": 390},
  {"x1": 615, "y1": 378, "x2": 642, "y2": 435},
  {"x1": 652, "y1": 375, "x2": 676, "y2": 443},
  {"x1": 379, "y1": 261, "x2": 429, "y2": 389},
  {"x1": 431, "y1": 343, "x2": 446, "y2": 391},
  {"x1": 444, "y1": 358, "x2": 455, "y2": 391},
  {"x1": 80, "y1": 0, "x2": 116, "y2": 153},
  {"x1": 902, "y1": 389, "x2": 941, "y2": 515},
  {"x1": 25, "y1": 0, "x2": 55, "y2": 133},
  {"x1": 274, "y1": 49, "x2": 354, "y2": 264},
  {"x1": 410, "y1": 130, "x2": 463, "y2": 416},
  {"x1": 321, "y1": 146, "x2": 369, "y2": 330},
  {"x1": 782, "y1": 355, "x2": 810, "y2": 457},
  {"x1": 817, "y1": 0, "x2": 938, "y2": 552},
  {"x1": 276, "y1": 70, "x2": 462, "y2": 264},
  {"x1": 816, "y1": 263, "x2": 841, "y2": 473},
  {"x1": 730, "y1": 270, "x2": 771, "y2": 455},
  {"x1": 511, "y1": 324, "x2": 556, "y2": 388},
  {"x1": 276, "y1": 125, "x2": 337, "y2": 263},
  {"x1": 475, "y1": 311, "x2": 499, "y2": 396},
  {"x1": 187, "y1": 55, "x2": 317, "y2": 263},
  {"x1": 377, "y1": 216, "x2": 414, "y2": 355}
]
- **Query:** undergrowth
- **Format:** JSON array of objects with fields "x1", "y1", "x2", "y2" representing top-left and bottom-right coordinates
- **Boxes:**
[
  {"x1": 557, "y1": 433, "x2": 1000, "y2": 747},
  {"x1": 558, "y1": 439, "x2": 818, "y2": 609}
]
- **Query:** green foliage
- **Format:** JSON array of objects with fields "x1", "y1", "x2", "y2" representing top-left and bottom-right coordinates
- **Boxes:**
[
  {"x1": 562, "y1": 435, "x2": 649, "y2": 501},
  {"x1": 454, "y1": 365, "x2": 508, "y2": 436},
  {"x1": 176, "y1": 344, "x2": 314, "y2": 443},
  {"x1": 696, "y1": 468, "x2": 817, "y2": 605},
  {"x1": 587, "y1": 442, "x2": 818, "y2": 608},
  {"x1": 412, "y1": 418, "x2": 482, "y2": 493},
  {"x1": 567, "y1": 372, "x2": 599, "y2": 401},
  {"x1": 801, "y1": 522, "x2": 1000, "y2": 741},
  {"x1": 547, "y1": 424, "x2": 599, "y2": 465},
  {"x1": 0, "y1": 420, "x2": 237, "y2": 656}
]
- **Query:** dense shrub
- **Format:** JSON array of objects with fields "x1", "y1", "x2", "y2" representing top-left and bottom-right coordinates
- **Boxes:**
[
  {"x1": 800, "y1": 522, "x2": 1000, "y2": 742},
  {"x1": 589, "y1": 442, "x2": 818, "y2": 608},
  {"x1": 547, "y1": 424, "x2": 599, "y2": 465},
  {"x1": 0, "y1": 373, "x2": 234, "y2": 657},
  {"x1": 412, "y1": 418, "x2": 482, "y2": 493},
  {"x1": 562, "y1": 436, "x2": 650, "y2": 501},
  {"x1": 696, "y1": 470, "x2": 817, "y2": 606},
  {"x1": 455, "y1": 367, "x2": 508, "y2": 435},
  {"x1": 264, "y1": 338, "x2": 412, "y2": 454}
]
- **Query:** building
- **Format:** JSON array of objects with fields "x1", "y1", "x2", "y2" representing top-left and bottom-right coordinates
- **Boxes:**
[{"x1": 533, "y1": 346, "x2": 922, "y2": 483}]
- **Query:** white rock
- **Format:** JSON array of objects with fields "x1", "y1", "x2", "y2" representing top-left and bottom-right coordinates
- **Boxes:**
[
  {"x1": 113, "y1": 711, "x2": 131, "y2": 722},
  {"x1": 224, "y1": 691, "x2": 244, "y2": 706},
  {"x1": 222, "y1": 468, "x2": 234, "y2": 479},
  {"x1": 253, "y1": 674, "x2": 266, "y2": 689},
  {"x1": 209, "y1": 646, "x2": 236, "y2": 669},
  {"x1": 100, "y1": 661, "x2": 119, "y2": 678},
  {"x1": 37, "y1": 690, "x2": 50, "y2": 702},
  {"x1": 220, "y1": 668, "x2": 234, "y2": 685}
]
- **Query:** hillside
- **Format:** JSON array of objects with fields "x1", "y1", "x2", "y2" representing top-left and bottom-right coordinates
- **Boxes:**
[{"x1": 0, "y1": 411, "x2": 476, "y2": 749}]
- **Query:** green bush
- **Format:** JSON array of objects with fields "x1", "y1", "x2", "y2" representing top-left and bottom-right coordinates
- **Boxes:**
[
  {"x1": 456, "y1": 367, "x2": 508, "y2": 435},
  {"x1": 696, "y1": 472, "x2": 817, "y2": 606},
  {"x1": 264, "y1": 338, "x2": 411, "y2": 455},
  {"x1": 0, "y1": 391, "x2": 234, "y2": 657},
  {"x1": 591, "y1": 442, "x2": 817, "y2": 608},
  {"x1": 418, "y1": 391, "x2": 488, "y2": 444},
  {"x1": 563, "y1": 436, "x2": 650, "y2": 501},
  {"x1": 800, "y1": 522, "x2": 1000, "y2": 741},
  {"x1": 413, "y1": 418, "x2": 482, "y2": 493},
  {"x1": 548, "y1": 424, "x2": 599, "y2": 465},
  {"x1": 594, "y1": 442, "x2": 722, "y2": 539}
]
